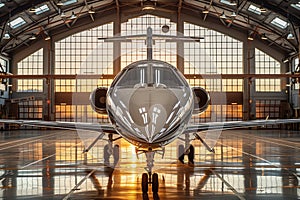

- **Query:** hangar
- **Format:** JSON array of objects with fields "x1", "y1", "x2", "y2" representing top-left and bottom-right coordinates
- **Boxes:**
[{"x1": 0, "y1": 0, "x2": 299, "y2": 199}]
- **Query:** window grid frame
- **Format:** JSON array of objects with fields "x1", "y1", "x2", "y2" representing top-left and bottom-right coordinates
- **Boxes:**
[
  {"x1": 17, "y1": 48, "x2": 43, "y2": 92},
  {"x1": 120, "y1": 15, "x2": 177, "y2": 68},
  {"x1": 19, "y1": 100, "x2": 43, "y2": 119},
  {"x1": 183, "y1": 23, "x2": 243, "y2": 94},
  {"x1": 55, "y1": 23, "x2": 114, "y2": 76},
  {"x1": 255, "y1": 49, "x2": 281, "y2": 92}
]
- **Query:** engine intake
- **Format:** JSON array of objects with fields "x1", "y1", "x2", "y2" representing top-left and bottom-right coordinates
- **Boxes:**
[
  {"x1": 192, "y1": 87, "x2": 210, "y2": 114},
  {"x1": 90, "y1": 87, "x2": 108, "y2": 114}
]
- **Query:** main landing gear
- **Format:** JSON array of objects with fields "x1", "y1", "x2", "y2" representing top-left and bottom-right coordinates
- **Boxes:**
[
  {"x1": 178, "y1": 133, "x2": 215, "y2": 165},
  {"x1": 104, "y1": 143, "x2": 119, "y2": 167},
  {"x1": 178, "y1": 144, "x2": 195, "y2": 165},
  {"x1": 83, "y1": 133, "x2": 122, "y2": 168},
  {"x1": 103, "y1": 133, "x2": 122, "y2": 167}
]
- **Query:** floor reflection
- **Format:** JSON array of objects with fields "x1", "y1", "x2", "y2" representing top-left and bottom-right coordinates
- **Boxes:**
[{"x1": 0, "y1": 129, "x2": 299, "y2": 199}]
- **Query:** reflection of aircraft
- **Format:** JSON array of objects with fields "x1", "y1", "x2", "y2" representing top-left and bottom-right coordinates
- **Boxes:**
[{"x1": 1, "y1": 27, "x2": 300, "y2": 194}]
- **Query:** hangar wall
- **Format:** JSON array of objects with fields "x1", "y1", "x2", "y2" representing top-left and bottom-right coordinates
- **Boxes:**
[{"x1": 7, "y1": 12, "x2": 295, "y2": 124}]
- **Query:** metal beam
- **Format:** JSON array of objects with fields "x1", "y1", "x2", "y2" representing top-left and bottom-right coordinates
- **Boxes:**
[{"x1": 247, "y1": 0, "x2": 300, "y2": 26}]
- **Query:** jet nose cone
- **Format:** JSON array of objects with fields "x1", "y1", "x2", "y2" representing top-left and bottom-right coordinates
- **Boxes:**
[{"x1": 129, "y1": 87, "x2": 179, "y2": 141}]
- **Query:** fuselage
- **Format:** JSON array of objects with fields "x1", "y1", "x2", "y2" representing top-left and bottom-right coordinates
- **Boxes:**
[{"x1": 107, "y1": 60, "x2": 194, "y2": 149}]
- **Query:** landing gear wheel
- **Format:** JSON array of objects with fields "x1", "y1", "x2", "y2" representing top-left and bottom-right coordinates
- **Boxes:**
[
  {"x1": 104, "y1": 144, "x2": 110, "y2": 165},
  {"x1": 178, "y1": 144, "x2": 184, "y2": 164},
  {"x1": 188, "y1": 145, "x2": 195, "y2": 165},
  {"x1": 142, "y1": 173, "x2": 148, "y2": 193},
  {"x1": 152, "y1": 173, "x2": 159, "y2": 193},
  {"x1": 113, "y1": 145, "x2": 119, "y2": 166}
]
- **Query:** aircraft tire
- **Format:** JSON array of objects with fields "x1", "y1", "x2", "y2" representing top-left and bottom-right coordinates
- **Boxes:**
[
  {"x1": 178, "y1": 144, "x2": 184, "y2": 163},
  {"x1": 142, "y1": 173, "x2": 148, "y2": 193},
  {"x1": 113, "y1": 145, "x2": 120, "y2": 166},
  {"x1": 152, "y1": 173, "x2": 159, "y2": 193},
  {"x1": 188, "y1": 145, "x2": 195, "y2": 165},
  {"x1": 104, "y1": 144, "x2": 110, "y2": 165}
]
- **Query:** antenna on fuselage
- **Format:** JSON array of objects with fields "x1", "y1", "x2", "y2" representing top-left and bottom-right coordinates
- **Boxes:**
[
  {"x1": 146, "y1": 27, "x2": 153, "y2": 61},
  {"x1": 146, "y1": 27, "x2": 154, "y2": 84}
]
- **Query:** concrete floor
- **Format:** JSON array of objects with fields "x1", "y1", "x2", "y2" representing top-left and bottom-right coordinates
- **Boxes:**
[{"x1": 0, "y1": 129, "x2": 299, "y2": 199}]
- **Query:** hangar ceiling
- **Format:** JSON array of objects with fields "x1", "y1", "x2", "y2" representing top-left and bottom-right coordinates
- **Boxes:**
[{"x1": 0, "y1": 0, "x2": 299, "y2": 56}]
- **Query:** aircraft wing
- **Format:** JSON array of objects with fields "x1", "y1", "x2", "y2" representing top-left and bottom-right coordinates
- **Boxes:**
[
  {"x1": 184, "y1": 118, "x2": 300, "y2": 133},
  {"x1": 0, "y1": 119, "x2": 117, "y2": 134},
  {"x1": 184, "y1": 118, "x2": 300, "y2": 151}
]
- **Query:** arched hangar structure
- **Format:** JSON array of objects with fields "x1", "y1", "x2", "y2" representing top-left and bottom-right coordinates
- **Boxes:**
[{"x1": 0, "y1": 0, "x2": 299, "y2": 122}]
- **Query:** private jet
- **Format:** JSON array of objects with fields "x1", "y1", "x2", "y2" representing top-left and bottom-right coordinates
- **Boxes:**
[{"x1": 1, "y1": 27, "x2": 300, "y2": 194}]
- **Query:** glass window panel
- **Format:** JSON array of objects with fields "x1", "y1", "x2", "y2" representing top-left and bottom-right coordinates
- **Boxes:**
[
  {"x1": 184, "y1": 22, "x2": 243, "y2": 92},
  {"x1": 271, "y1": 17, "x2": 288, "y2": 29},
  {"x1": 120, "y1": 15, "x2": 177, "y2": 68},
  {"x1": 291, "y1": 3, "x2": 300, "y2": 10},
  {"x1": 255, "y1": 49, "x2": 281, "y2": 92},
  {"x1": 17, "y1": 49, "x2": 43, "y2": 92},
  {"x1": 248, "y1": 4, "x2": 261, "y2": 15},
  {"x1": 9, "y1": 17, "x2": 26, "y2": 29},
  {"x1": 256, "y1": 100, "x2": 280, "y2": 128},
  {"x1": 55, "y1": 23, "x2": 113, "y2": 76},
  {"x1": 19, "y1": 100, "x2": 43, "y2": 120},
  {"x1": 35, "y1": 4, "x2": 50, "y2": 15}
]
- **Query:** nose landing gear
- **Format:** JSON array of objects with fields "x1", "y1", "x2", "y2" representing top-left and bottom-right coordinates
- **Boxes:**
[
  {"x1": 142, "y1": 173, "x2": 149, "y2": 193},
  {"x1": 139, "y1": 147, "x2": 161, "y2": 194}
]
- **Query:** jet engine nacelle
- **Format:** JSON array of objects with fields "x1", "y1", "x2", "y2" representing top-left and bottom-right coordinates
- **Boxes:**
[
  {"x1": 90, "y1": 87, "x2": 108, "y2": 114},
  {"x1": 193, "y1": 87, "x2": 210, "y2": 114}
]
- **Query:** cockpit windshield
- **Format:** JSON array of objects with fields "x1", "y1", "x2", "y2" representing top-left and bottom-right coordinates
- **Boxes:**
[
  {"x1": 115, "y1": 60, "x2": 187, "y2": 88},
  {"x1": 107, "y1": 60, "x2": 193, "y2": 147}
]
